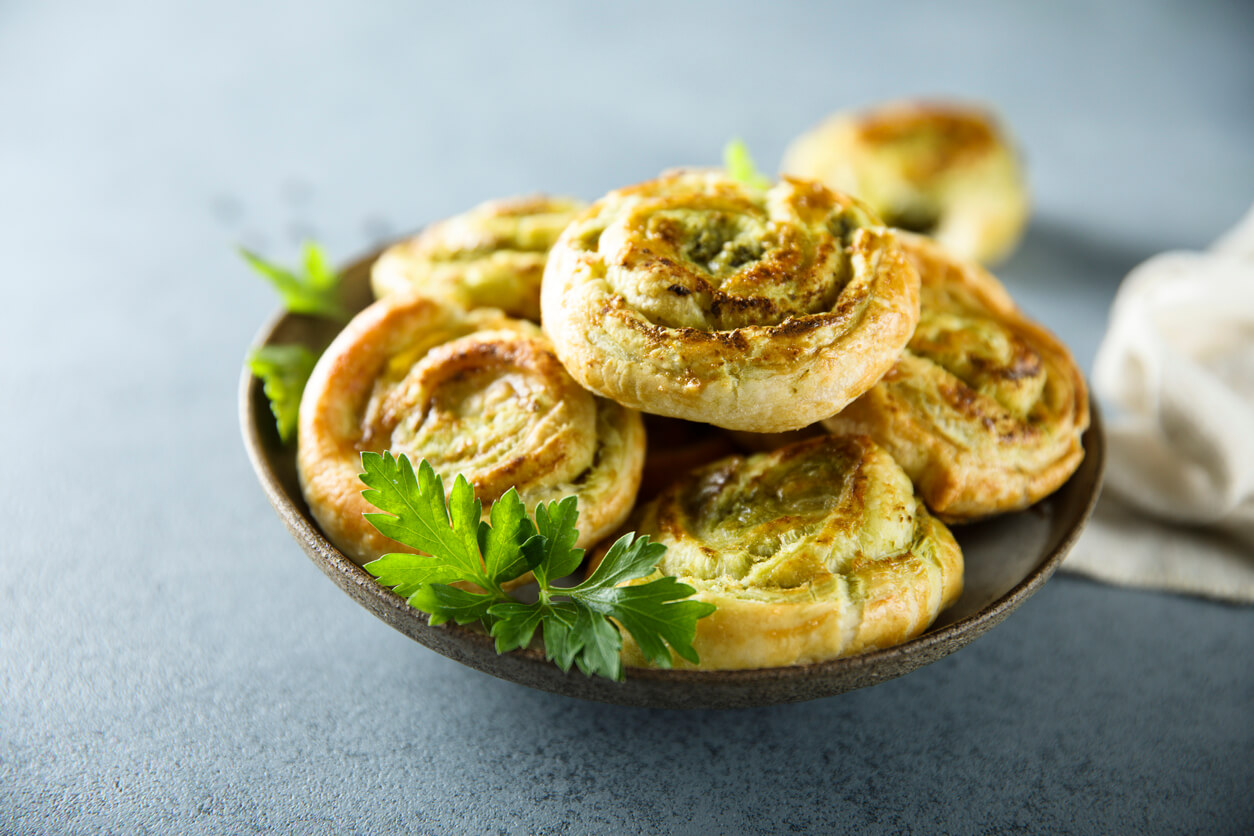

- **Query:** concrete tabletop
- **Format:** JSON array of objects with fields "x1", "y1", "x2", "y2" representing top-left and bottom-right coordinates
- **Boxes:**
[{"x1": 2, "y1": 1, "x2": 1251, "y2": 833}]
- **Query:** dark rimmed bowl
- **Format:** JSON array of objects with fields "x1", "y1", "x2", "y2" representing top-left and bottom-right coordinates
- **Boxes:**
[{"x1": 239, "y1": 247, "x2": 1105, "y2": 710}]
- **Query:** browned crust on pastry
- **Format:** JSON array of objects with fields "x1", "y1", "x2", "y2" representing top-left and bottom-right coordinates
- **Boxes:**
[
  {"x1": 597, "y1": 434, "x2": 963, "y2": 670},
  {"x1": 371, "y1": 195, "x2": 585, "y2": 321},
  {"x1": 297, "y1": 292, "x2": 644, "y2": 565},
  {"x1": 824, "y1": 233, "x2": 1090, "y2": 521},
  {"x1": 540, "y1": 171, "x2": 921, "y2": 432}
]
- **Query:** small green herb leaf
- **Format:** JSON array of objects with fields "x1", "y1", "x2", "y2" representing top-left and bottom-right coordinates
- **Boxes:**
[
  {"x1": 302, "y1": 241, "x2": 337, "y2": 292},
  {"x1": 576, "y1": 532, "x2": 667, "y2": 590},
  {"x1": 574, "y1": 577, "x2": 714, "y2": 668},
  {"x1": 408, "y1": 583, "x2": 495, "y2": 627},
  {"x1": 481, "y1": 488, "x2": 540, "y2": 583},
  {"x1": 241, "y1": 242, "x2": 348, "y2": 320},
  {"x1": 531, "y1": 496, "x2": 584, "y2": 586},
  {"x1": 570, "y1": 606, "x2": 623, "y2": 680},
  {"x1": 539, "y1": 602, "x2": 586, "y2": 673},
  {"x1": 486, "y1": 601, "x2": 546, "y2": 654},
  {"x1": 363, "y1": 552, "x2": 467, "y2": 597},
  {"x1": 360, "y1": 454, "x2": 487, "y2": 587},
  {"x1": 247, "y1": 344, "x2": 316, "y2": 443},
  {"x1": 446, "y1": 474, "x2": 485, "y2": 578},
  {"x1": 568, "y1": 534, "x2": 714, "y2": 669},
  {"x1": 724, "y1": 138, "x2": 771, "y2": 191}
]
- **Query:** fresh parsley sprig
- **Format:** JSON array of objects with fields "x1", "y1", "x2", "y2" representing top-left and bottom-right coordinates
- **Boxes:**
[
  {"x1": 360, "y1": 451, "x2": 716, "y2": 680},
  {"x1": 247, "y1": 344, "x2": 317, "y2": 444},
  {"x1": 723, "y1": 138, "x2": 771, "y2": 191},
  {"x1": 241, "y1": 241, "x2": 348, "y2": 321},
  {"x1": 244, "y1": 241, "x2": 346, "y2": 443}
]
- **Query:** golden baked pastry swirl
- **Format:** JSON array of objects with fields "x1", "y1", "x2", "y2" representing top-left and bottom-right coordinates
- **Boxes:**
[
  {"x1": 540, "y1": 170, "x2": 921, "y2": 433},
  {"x1": 297, "y1": 292, "x2": 645, "y2": 565},
  {"x1": 616, "y1": 434, "x2": 963, "y2": 670},
  {"x1": 823, "y1": 233, "x2": 1089, "y2": 522},
  {"x1": 782, "y1": 101, "x2": 1029, "y2": 264},
  {"x1": 371, "y1": 195, "x2": 586, "y2": 321}
]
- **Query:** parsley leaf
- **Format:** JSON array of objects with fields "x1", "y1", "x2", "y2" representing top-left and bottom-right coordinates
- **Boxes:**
[
  {"x1": 723, "y1": 138, "x2": 771, "y2": 191},
  {"x1": 530, "y1": 496, "x2": 583, "y2": 586},
  {"x1": 244, "y1": 240, "x2": 348, "y2": 442},
  {"x1": 570, "y1": 606, "x2": 622, "y2": 679},
  {"x1": 485, "y1": 601, "x2": 546, "y2": 654},
  {"x1": 409, "y1": 583, "x2": 498, "y2": 628},
  {"x1": 247, "y1": 344, "x2": 316, "y2": 443},
  {"x1": 566, "y1": 535, "x2": 714, "y2": 668},
  {"x1": 360, "y1": 454, "x2": 489, "y2": 589},
  {"x1": 572, "y1": 574, "x2": 713, "y2": 667},
  {"x1": 361, "y1": 452, "x2": 716, "y2": 680},
  {"x1": 241, "y1": 241, "x2": 348, "y2": 321},
  {"x1": 578, "y1": 531, "x2": 667, "y2": 589},
  {"x1": 360, "y1": 552, "x2": 465, "y2": 597},
  {"x1": 480, "y1": 488, "x2": 541, "y2": 582}
]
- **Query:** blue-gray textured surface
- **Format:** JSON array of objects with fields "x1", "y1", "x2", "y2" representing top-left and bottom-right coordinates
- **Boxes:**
[{"x1": 2, "y1": 1, "x2": 1252, "y2": 833}]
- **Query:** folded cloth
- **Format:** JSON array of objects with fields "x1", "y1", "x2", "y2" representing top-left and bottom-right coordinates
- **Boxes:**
[{"x1": 1064, "y1": 204, "x2": 1254, "y2": 603}]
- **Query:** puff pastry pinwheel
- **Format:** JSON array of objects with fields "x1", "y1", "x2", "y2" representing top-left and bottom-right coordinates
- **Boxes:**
[
  {"x1": 297, "y1": 293, "x2": 644, "y2": 565},
  {"x1": 781, "y1": 101, "x2": 1029, "y2": 264},
  {"x1": 614, "y1": 434, "x2": 963, "y2": 670},
  {"x1": 540, "y1": 170, "x2": 921, "y2": 433},
  {"x1": 371, "y1": 195, "x2": 586, "y2": 321},
  {"x1": 823, "y1": 233, "x2": 1089, "y2": 522}
]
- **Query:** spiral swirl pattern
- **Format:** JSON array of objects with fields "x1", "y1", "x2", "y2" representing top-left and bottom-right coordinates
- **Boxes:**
[
  {"x1": 541, "y1": 170, "x2": 921, "y2": 432},
  {"x1": 782, "y1": 101, "x2": 1029, "y2": 264},
  {"x1": 371, "y1": 195, "x2": 586, "y2": 321},
  {"x1": 619, "y1": 434, "x2": 963, "y2": 670},
  {"x1": 297, "y1": 293, "x2": 644, "y2": 564},
  {"x1": 824, "y1": 233, "x2": 1089, "y2": 521}
]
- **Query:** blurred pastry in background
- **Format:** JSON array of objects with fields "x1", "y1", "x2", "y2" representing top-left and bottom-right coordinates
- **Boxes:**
[
  {"x1": 371, "y1": 195, "x2": 585, "y2": 321},
  {"x1": 782, "y1": 101, "x2": 1028, "y2": 264}
]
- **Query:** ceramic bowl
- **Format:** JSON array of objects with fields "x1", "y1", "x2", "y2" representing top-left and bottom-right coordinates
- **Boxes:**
[{"x1": 240, "y1": 247, "x2": 1104, "y2": 709}]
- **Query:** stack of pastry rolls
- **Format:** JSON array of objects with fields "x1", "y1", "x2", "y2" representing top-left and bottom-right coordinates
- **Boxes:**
[{"x1": 297, "y1": 103, "x2": 1088, "y2": 671}]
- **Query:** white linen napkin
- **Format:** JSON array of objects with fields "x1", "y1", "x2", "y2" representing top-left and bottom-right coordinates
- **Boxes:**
[{"x1": 1063, "y1": 204, "x2": 1254, "y2": 602}]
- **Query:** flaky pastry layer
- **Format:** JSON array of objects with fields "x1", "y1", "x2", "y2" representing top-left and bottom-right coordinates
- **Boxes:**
[
  {"x1": 824, "y1": 233, "x2": 1089, "y2": 521},
  {"x1": 371, "y1": 195, "x2": 586, "y2": 321},
  {"x1": 297, "y1": 293, "x2": 644, "y2": 565},
  {"x1": 782, "y1": 101, "x2": 1029, "y2": 264},
  {"x1": 619, "y1": 435, "x2": 963, "y2": 670},
  {"x1": 540, "y1": 170, "x2": 920, "y2": 432}
]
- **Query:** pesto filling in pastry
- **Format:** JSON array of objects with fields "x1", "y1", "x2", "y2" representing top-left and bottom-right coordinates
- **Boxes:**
[
  {"x1": 824, "y1": 232, "x2": 1089, "y2": 521},
  {"x1": 371, "y1": 195, "x2": 586, "y2": 321},
  {"x1": 541, "y1": 170, "x2": 920, "y2": 433},
  {"x1": 781, "y1": 101, "x2": 1029, "y2": 265},
  {"x1": 297, "y1": 293, "x2": 644, "y2": 565},
  {"x1": 619, "y1": 434, "x2": 963, "y2": 670}
]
